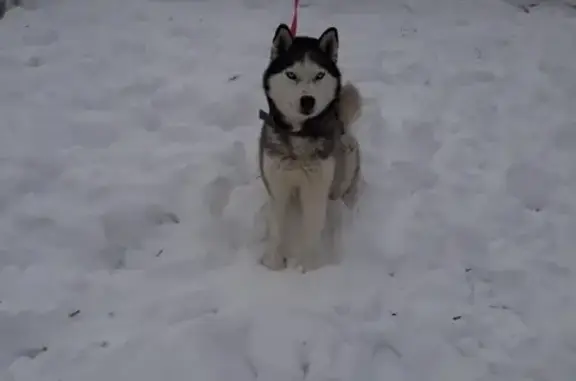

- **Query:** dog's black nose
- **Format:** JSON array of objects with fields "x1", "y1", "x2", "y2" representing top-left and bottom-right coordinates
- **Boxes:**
[{"x1": 299, "y1": 96, "x2": 316, "y2": 115}]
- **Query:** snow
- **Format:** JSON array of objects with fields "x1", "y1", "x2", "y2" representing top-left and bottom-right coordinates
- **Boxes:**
[{"x1": 1, "y1": 0, "x2": 576, "y2": 379}]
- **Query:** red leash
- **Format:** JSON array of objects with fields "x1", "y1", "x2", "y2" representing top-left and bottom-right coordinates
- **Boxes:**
[{"x1": 290, "y1": 0, "x2": 300, "y2": 35}]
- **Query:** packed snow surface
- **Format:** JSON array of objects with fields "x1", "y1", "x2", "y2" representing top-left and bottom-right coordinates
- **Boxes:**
[{"x1": 1, "y1": 0, "x2": 576, "y2": 380}]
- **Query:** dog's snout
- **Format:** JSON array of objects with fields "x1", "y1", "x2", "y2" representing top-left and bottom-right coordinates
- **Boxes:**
[{"x1": 299, "y1": 96, "x2": 316, "y2": 115}]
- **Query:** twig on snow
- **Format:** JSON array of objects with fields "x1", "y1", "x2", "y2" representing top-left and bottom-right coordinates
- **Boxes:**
[
  {"x1": 22, "y1": 346, "x2": 48, "y2": 359},
  {"x1": 519, "y1": 3, "x2": 539, "y2": 13},
  {"x1": 68, "y1": 309, "x2": 81, "y2": 318}
]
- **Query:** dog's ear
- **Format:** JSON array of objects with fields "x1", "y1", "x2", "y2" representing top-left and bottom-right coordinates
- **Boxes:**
[
  {"x1": 270, "y1": 24, "x2": 293, "y2": 61},
  {"x1": 318, "y1": 27, "x2": 339, "y2": 63}
]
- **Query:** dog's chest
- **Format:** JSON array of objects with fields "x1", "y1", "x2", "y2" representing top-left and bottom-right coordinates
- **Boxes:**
[{"x1": 260, "y1": 125, "x2": 334, "y2": 164}]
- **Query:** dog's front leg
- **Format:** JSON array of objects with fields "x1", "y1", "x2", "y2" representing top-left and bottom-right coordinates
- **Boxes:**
[
  {"x1": 297, "y1": 158, "x2": 336, "y2": 272},
  {"x1": 261, "y1": 157, "x2": 292, "y2": 270}
]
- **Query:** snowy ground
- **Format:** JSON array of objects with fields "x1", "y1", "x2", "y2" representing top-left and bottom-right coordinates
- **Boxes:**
[{"x1": 1, "y1": 0, "x2": 576, "y2": 380}]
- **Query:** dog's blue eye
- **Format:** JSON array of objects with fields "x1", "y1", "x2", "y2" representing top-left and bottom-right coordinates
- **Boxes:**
[
  {"x1": 314, "y1": 72, "x2": 325, "y2": 81},
  {"x1": 285, "y1": 71, "x2": 298, "y2": 81}
]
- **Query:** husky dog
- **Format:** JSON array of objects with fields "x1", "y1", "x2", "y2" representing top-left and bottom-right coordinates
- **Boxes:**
[{"x1": 258, "y1": 24, "x2": 363, "y2": 272}]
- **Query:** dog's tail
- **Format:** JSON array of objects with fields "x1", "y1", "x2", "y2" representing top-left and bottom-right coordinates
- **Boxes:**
[{"x1": 339, "y1": 82, "x2": 363, "y2": 132}]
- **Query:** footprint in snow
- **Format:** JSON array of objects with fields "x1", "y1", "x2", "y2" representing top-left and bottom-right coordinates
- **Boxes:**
[
  {"x1": 100, "y1": 204, "x2": 180, "y2": 268},
  {"x1": 22, "y1": 29, "x2": 59, "y2": 47},
  {"x1": 505, "y1": 162, "x2": 557, "y2": 211},
  {"x1": 204, "y1": 140, "x2": 251, "y2": 218},
  {"x1": 402, "y1": 119, "x2": 442, "y2": 160},
  {"x1": 553, "y1": 122, "x2": 576, "y2": 151},
  {"x1": 387, "y1": 161, "x2": 438, "y2": 194},
  {"x1": 118, "y1": 77, "x2": 166, "y2": 98},
  {"x1": 199, "y1": 93, "x2": 260, "y2": 131},
  {"x1": 204, "y1": 175, "x2": 234, "y2": 218},
  {"x1": 448, "y1": 70, "x2": 497, "y2": 87}
]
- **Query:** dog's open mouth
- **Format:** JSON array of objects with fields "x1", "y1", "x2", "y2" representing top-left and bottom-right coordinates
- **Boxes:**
[{"x1": 299, "y1": 96, "x2": 316, "y2": 116}]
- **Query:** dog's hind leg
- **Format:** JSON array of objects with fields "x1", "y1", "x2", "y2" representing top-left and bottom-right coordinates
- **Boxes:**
[{"x1": 296, "y1": 158, "x2": 336, "y2": 272}]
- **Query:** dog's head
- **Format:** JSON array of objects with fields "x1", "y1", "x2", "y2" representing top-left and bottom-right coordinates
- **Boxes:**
[{"x1": 263, "y1": 24, "x2": 341, "y2": 128}]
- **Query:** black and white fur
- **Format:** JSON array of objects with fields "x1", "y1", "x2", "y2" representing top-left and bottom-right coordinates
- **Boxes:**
[{"x1": 258, "y1": 24, "x2": 363, "y2": 272}]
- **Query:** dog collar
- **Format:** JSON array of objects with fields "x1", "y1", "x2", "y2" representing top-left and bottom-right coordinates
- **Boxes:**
[{"x1": 258, "y1": 109, "x2": 344, "y2": 138}]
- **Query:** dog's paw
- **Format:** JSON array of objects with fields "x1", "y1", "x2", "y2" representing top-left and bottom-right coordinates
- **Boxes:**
[
  {"x1": 260, "y1": 250, "x2": 287, "y2": 271},
  {"x1": 295, "y1": 261, "x2": 322, "y2": 274},
  {"x1": 293, "y1": 253, "x2": 324, "y2": 273}
]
